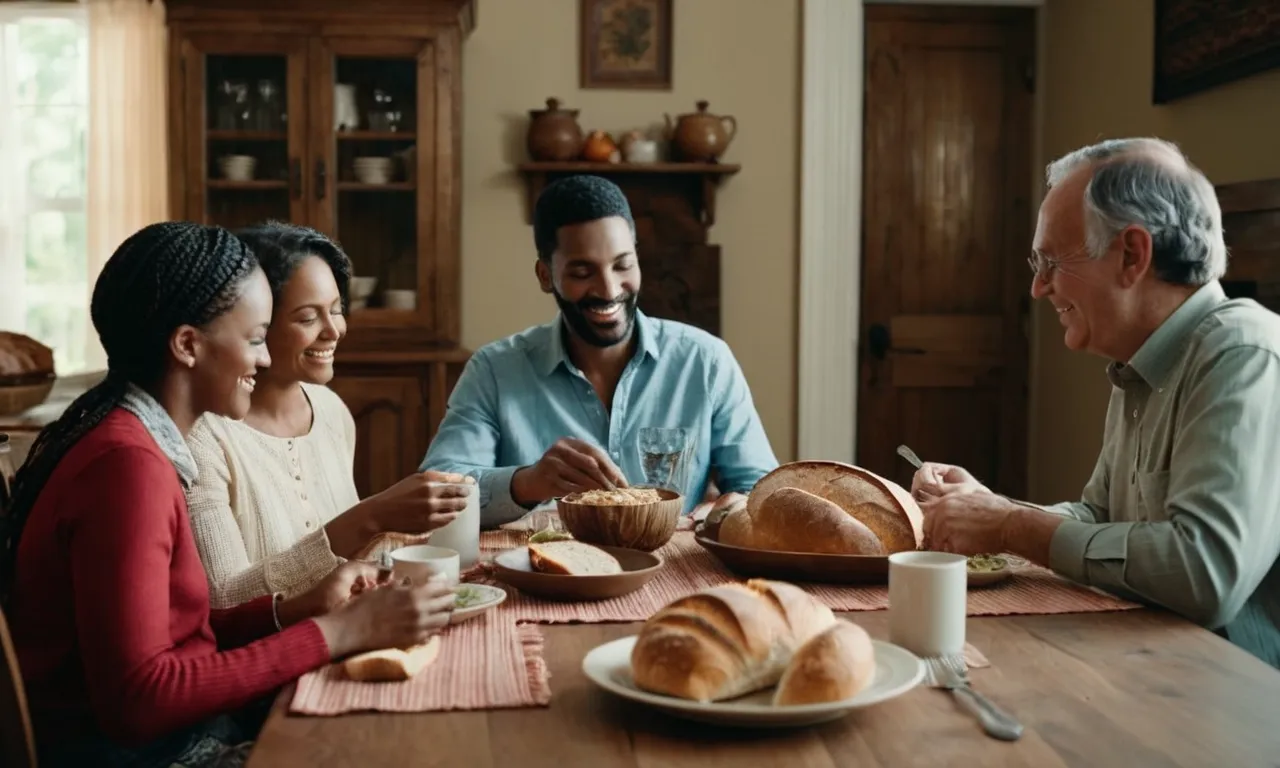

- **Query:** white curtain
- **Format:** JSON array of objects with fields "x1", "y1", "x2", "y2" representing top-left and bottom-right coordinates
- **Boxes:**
[{"x1": 85, "y1": 0, "x2": 169, "y2": 371}]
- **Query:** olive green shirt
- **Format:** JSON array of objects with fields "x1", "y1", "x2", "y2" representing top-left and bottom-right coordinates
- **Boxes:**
[{"x1": 1047, "y1": 281, "x2": 1280, "y2": 668}]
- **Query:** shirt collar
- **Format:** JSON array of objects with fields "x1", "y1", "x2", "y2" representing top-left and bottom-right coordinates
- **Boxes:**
[
  {"x1": 1109, "y1": 280, "x2": 1227, "y2": 388},
  {"x1": 533, "y1": 308, "x2": 661, "y2": 377}
]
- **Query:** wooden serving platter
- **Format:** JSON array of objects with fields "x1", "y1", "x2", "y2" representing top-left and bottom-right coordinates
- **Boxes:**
[{"x1": 693, "y1": 519, "x2": 890, "y2": 585}]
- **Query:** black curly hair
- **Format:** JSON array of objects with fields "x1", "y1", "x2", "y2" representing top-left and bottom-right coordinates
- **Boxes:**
[
  {"x1": 234, "y1": 221, "x2": 352, "y2": 312},
  {"x1": 0, "y1": 221, "x2": 259, "y2": 603},
  {"x1": 532, "y1": 175, "x2": 636, "y2": 261}
]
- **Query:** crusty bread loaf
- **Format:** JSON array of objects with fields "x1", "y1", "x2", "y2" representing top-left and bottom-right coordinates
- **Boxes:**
[
  {"x1": 629, "y1": 579, "x2": 836, "y2": 702},
  {"x1": 528, "y1": 540, "x2": 622, "y2": 575},
  {"x1": 342, "y1": 635, "x2": 442, "y2": 682},
  {"x1": 0, "y1": 331, "x2": 55, "y2": 384},
  {"x1": 719, "y1": 461, "x2": 923, "y2": 555},
  {"x1": 773, "y1": 620, "x2": 876, "y2": 706}
]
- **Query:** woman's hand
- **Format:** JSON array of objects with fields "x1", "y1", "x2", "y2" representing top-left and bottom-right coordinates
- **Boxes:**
[
  {"x1": 325, "y1": 471, "x2": 475, "y2": 558},
  {"x1": 311, "y1": 576, "x2": 457, "y2": 658},
  {"x1": 274, "y1": 561, "x2": 392, "y2": 627}
]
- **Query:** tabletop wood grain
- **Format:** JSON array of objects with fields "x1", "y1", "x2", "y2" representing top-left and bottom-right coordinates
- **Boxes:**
[{"x1": 246, "y1": 610, "x2": 1280, "y2": 767}]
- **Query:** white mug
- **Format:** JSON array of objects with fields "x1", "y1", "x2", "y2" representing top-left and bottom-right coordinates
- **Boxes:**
[
  {"x1": 888, "y1": 551, "x2": 967, "y2": 657},
  {"x1": 425, "y1": 482, "x2": 480, "y2": 569},
  {"x1": 390, "y1": 544, "x2": 460, "y2": 586}
]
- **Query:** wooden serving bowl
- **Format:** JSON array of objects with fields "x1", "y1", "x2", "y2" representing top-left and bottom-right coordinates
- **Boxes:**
[
  {"x1": 556, "y1": 487, "x2": 683, "y2": 552},
  {"x1": 0, "y1": 378, "x2": 55, "y2": 417}
]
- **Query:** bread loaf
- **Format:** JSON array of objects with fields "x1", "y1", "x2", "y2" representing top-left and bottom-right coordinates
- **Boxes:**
[
  {"x1": 528, "y1": 540, "x2": 622, "y2": 575},
  {"x1": 342, "y1": 635, "x2": 442, "y2": 682},
  {"x1": 629, "y1": 579, "x2": 836, "y2": 702},
  {"x1": 773, "y1": 620, "x2": 876, "y2": 706},
  {"x1": 0, "y1": 332, "x2": 55, "y2": 385},
  {"x1": 719, "y1": 461, "x2": 923, "y2": 555}
]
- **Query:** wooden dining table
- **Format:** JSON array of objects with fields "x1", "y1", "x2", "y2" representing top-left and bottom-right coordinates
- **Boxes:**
[{"x1": 246, "y1": 608, "x2": 1280, "y2": 767}]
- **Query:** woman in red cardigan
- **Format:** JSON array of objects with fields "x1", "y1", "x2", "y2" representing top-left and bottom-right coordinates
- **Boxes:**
[{"x1": 1, "y1": 222, "x2": 456, "y2": 768}]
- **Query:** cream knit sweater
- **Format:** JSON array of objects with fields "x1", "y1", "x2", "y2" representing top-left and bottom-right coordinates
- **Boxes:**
[{"x1": 185, "y1": 383, "x2": 364, "y2": 608}]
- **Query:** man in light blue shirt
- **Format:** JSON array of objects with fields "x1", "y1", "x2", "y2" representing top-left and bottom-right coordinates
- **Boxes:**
[{"x1": 422, "y1": 175, "x2": 778, "y2": 528}]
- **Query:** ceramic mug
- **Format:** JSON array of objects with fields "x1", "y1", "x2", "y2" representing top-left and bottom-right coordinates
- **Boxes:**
[
  {"x1": 888, "y1": 551, "x2": 967, "y2": 657},
  {"x1": 390, "y1": 544, "x2": 460, "y2": 586}
]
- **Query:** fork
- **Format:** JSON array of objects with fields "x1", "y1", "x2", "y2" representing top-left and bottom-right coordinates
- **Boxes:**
[{"x1": 925, "y1": 655, "x2": 1023, "y2": 742}]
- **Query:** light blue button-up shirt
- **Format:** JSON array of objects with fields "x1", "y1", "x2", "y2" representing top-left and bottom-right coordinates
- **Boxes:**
[{"x1": 421, "y1": 311, "x2": 779, "y2": 527}]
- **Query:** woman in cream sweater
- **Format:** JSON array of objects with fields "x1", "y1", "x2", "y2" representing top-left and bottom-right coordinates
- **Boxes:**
[{"x1": 185, "y1": 222, "x2": 471, "y2": 608}]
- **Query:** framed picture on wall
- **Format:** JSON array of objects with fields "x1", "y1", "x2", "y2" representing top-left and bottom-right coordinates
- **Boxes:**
[
  {"x1": 1153, "y1": 0, "x2": 1280, "y2": 103},
  {"x1": 580, "y1": 0, "x2": 673, "y2": 90}
]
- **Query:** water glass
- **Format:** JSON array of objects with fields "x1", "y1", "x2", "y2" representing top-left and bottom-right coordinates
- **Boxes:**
[{"x1": 638, "y1": 426, "x2": 694, "y2": 491}]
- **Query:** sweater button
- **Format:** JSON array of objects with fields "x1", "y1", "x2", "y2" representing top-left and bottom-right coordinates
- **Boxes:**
[{"x1": 305, "y1": 520, "x2": 313, "y2": 528}]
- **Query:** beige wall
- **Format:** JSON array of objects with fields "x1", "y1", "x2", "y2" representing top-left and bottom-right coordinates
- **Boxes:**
[
  {"x1": 1031, "y1": 0, "x2": 1280, "y2": 502},
  {"x1": 461, "y1": 0, "x2": 801, "y2": 460}
]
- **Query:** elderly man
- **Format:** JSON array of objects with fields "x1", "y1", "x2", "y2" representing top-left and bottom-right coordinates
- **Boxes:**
[
  {"x1": 913, "y1": 138, "x2": 1280, "y2": 667},
  {"x1": 423, "y1": 175, "x2": 778, "y2": 527}
]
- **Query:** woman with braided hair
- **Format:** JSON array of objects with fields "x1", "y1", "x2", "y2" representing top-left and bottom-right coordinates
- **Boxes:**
[{"x1": 2, "y1": 222, "x2": 457, "y2": 768}]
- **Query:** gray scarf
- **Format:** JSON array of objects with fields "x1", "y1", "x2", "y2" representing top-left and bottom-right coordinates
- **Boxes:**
[{"x1": 119, "y1": 383, "x2": 199, "y2": 489}]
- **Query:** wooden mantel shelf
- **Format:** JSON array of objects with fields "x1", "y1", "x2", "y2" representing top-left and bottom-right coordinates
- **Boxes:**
[{"x1": 516, "y1": 162, "x2": 740, "y2": 227}]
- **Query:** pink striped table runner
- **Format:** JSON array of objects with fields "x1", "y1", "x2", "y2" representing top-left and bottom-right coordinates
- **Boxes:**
[
  {"x1": 289, "y1": 612, "x2": 550, "y2": 716},
  {"x1": 475, "y1": 530, "x2": 1141, "y2": 623}
]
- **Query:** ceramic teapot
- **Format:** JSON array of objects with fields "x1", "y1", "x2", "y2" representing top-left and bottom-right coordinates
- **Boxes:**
[
  {"x1": 664, "y1": 100, "x2": 737, "y2": 162},
  {"x1": 526, "y1": 97, "x2": 585, "y2": 162}
]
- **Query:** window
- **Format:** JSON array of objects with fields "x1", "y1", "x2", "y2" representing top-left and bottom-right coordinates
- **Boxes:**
[{"x1": 0, "y1": 4, "x2": 89, "y2": 374}]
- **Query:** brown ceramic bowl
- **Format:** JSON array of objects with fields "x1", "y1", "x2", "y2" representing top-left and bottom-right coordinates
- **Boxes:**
[
  {"x1": 556, "y1": 487, "x2": 683, "y2": 552},
  {"x1": 491, "y1": 545, "x2": 664, "y2": 601}
]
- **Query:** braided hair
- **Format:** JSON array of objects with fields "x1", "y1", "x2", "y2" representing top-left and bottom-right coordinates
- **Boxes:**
[
  {"x1": 235, "y1": 220, "x2": 352, "y2": 312},
  {"x1": 0, "y1": 221, "x2": 258, "y2": 604}
]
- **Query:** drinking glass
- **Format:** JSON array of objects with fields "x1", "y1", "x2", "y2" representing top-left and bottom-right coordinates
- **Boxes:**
[{"x1": 638, "y1": 426, "x2": 694, "y2": 491}]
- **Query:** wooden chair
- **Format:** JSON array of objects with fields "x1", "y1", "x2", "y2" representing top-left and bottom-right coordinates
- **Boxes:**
[{"x1": 0, "y1": 607, "x2": 36, "y2": 767}]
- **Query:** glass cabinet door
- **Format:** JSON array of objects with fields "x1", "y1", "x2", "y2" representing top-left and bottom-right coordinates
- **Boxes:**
[
  {"x1": 310, "y1": 36, "x2": 435, "y2": 327},
  {"x1": 175, "y1": 34, "x2": 309, "y2": 230}
]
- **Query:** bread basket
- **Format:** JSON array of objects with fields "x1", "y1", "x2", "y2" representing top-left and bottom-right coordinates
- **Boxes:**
[
  {"x1": 0, "y1": 378, "x2": 55, "y2": 416},
  {"x1": 556, "y1": 487, "x2": 683, "y2": 552}
]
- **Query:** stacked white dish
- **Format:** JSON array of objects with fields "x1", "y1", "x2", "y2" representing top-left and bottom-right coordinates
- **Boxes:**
[
  {"x1": 349, "y1": 275, "x2": 377, "y2": 311},
  {"x1": 353, "y1": 156, "x2": 393, "y2": 185},
  {"x1": 218, "y1": 154, "x2": 256, "y2": 181}
]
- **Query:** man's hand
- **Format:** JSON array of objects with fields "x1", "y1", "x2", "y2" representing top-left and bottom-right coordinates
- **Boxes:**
[
  {"x1": 918, "y1": 491, "x2": 1015, "y2": 555},
  {"x1": 511, "y1": 437, "x2": 629, "y2": 506},
  {"x1": 911, "y1": 462, "x2": 989, "y2": 501}
]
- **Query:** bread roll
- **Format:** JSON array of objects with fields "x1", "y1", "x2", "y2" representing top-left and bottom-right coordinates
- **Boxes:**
[
  {"x1": 629, "y1": 579, "x2": 835, "y2": 702},
  {"x1": 0, "y1": 331, "x2": 55, "y2": 385},
  {"x1": 528, "y1": 540, "x2": 622, "y2": 575},
  {"x1": 773, "y1": 620, "x2": 876, "y2": 706},
  {"x1": 342, "y1": 635, "x2": 442, "y2": 682},
  {"x1": 719, "y1": 461, "x2": 923, "y2": 555}
]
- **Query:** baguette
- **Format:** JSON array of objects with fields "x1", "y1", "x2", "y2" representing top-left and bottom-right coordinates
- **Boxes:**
[
  {"x1": 773, "y1": 620, "x2": 876, "y2": 706},
  {"x1": 719, "y1": 461, "x2": 923, "y2": 555},
  {"x1": 342, "y1": 635, "x2": 442, "y2": 682},
  {"x1": 629, "y1": 579, "x2": 836, "y2": 702}
]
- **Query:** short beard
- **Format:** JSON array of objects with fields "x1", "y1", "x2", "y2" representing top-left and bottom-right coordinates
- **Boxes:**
[{"x1": 552, "y1": 287, "x2": 638, "y2": 348}]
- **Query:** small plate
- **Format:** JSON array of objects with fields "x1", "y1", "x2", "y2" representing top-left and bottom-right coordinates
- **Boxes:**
[
  {"x1": 967, "y1": 554, "x2": 1013, "y2": 588},
  {"x1": 450, "y1": 583, "x2": 506, "y2": 624},
  {"x1": 491, "y1": 545, "x2": 663, "y2": 602},
  {"x1": 582, "y1": 635, "x2": 924, "y2": 728}
]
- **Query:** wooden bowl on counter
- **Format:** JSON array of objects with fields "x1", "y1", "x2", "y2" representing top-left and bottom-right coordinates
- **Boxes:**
[
  {"x1": 556, "y1": 487, "x2": 683, "y2": 552},
  {"x1": 0, "y1": 378, "x2": 55, "y2": 417}
]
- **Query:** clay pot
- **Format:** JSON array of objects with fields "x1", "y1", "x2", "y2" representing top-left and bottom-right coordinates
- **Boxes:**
[
  {"x1": 664, "y1": 100, "x2": 738, "y2": 162},
  {"x1": 582, "y1": 130, "x2": 620, "y2": 163},
  {"x1": 527, "y1": 97, "x2": 584, "y2": 162}
]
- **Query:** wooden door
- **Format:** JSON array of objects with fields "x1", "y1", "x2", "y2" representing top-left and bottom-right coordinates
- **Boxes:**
[
  {"x1": 327, "y1": 374, "x2": 426, "y2": 498},
  {"x1": 858, "y1": 7, "x2": 1034, "y2": 496},
  {"x1": 172, "y1": 32, "x2": 310, "y2": 228}
]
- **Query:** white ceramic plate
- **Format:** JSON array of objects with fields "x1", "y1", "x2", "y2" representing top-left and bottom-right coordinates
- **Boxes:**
[
  {"x1": 582, "y1": 635, "x2": 925, "y2": 728},
  {"x1": 450, "y1": 583, "x2": 506, "y2": 624}
]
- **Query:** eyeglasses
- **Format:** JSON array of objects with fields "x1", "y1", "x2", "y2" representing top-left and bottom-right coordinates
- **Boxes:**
[{"x1": 1027, "y1": 243, "x2": 1092, "y2": 280}]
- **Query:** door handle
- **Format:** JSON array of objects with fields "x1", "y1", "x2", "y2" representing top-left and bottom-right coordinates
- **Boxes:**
[{"x1": 867, "y1": 323, "x2": 926, "y2": 360}]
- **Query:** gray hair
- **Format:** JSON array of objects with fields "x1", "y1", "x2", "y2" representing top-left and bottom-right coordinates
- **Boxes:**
[{"x1": 1045, "y1": 138, "x2": 1226, "y2": 286}]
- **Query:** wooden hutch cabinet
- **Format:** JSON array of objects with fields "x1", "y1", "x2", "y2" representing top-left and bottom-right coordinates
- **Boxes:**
[{"x1": 165, "y1": 0, "x2": 474, "y2": 496}]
